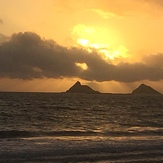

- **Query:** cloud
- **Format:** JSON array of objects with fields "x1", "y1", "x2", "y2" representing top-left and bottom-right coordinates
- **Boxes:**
[
  {"x1": 91, "y1": 8, "x2": 122, "y2": 19},
  {"x1": 0, "y1": 34, "x2": 9, "y2": 44},
  {"x1": 140, "y1": 0, "x2": 163, "y2": 6},
  {"x1": 0, "y1": 19, "x2": 3, "y2": 24},
  {"x1": 0, "y1": 32, "x2": 163, "y2": 82}
]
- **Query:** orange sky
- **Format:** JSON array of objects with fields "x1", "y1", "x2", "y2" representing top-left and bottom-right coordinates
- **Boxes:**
[{"x1": 0, "y1": 0, "x2": 163, "y2": 93}]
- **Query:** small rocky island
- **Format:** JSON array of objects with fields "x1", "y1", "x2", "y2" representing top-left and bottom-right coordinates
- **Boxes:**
[
  {"x1": 66, "y1": 81, "x2": 100, "y2": 94},
  {"x1": 132, "y1": 84, "x2": 161, "y2": 95}
]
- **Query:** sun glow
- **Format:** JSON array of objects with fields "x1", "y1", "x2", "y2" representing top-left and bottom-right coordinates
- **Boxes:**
[
  {"x1": 75, "y1": 62, "x2": 88, "y2": 70},
  {"x1": 72, "y1": 24, "x2": 128, "y2": 62},
  {"x1": 77, "y1": 38, "x2": 89, "y2": 47}
]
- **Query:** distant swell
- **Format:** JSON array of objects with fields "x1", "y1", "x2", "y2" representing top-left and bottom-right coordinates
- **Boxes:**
[
  {"x1": 0, "y1": 130, "x2": 163, "y2": 138},
  {"x1": 0, "y1": 131, "x2": 35, "y2": 138},
  {"x1": 0, "y1": 130, "x2": 98, "y2": 138}
]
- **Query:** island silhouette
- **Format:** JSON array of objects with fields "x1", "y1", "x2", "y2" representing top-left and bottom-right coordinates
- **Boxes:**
[
  {"x1": 66, "y1": 81, "x2": 161, "y2": 94},
  {"x1": 66, "y1": 81, "x2": 100, "y2": 94},
  {"x1": 132, "y1": 83, "x2": 161, "y2": 95}
]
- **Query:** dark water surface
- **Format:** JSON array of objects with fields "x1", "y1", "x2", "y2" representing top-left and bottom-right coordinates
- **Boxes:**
[{"x1": 0, "y1": 92, "x2": 163, "y2": 162}]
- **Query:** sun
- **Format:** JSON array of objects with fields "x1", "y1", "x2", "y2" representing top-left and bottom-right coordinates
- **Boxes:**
[{"x1": 72, "y1": 24, "x2": 128, "y2": 63}]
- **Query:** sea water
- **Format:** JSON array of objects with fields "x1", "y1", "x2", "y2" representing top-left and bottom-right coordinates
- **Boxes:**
[{"x1": 0, "y1": 92, "x2": 163, "y2": 162}]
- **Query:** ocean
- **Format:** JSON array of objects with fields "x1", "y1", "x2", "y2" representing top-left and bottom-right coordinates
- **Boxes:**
[{"x1": 0, "y1": 92, "x2": 163, "y2": 162}]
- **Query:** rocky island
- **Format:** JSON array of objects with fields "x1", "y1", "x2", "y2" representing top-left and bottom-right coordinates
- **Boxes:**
[
  {"x1": 66, "y1": 81, "x2": 100, "y2": 94},
  {"x1": 132, "y1": 84, "x2": 161, "y2": 95},
  {"x1": 66, "y1": 82, "x2": 161, "y2": 95}
]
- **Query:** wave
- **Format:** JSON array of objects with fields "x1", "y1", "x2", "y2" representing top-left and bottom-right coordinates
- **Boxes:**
[{"x1": 0, "y1": 134, "x2": 163, "y2": 162}]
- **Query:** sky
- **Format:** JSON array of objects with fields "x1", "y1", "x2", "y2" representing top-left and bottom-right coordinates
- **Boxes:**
[{"x1": 0, "y1": 0, "x2": 163, "y2": 93}]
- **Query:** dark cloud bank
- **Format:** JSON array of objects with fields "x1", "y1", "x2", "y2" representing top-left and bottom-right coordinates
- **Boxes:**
[{"x1": 0, "y1": 32, "x2": 163, "y2": 82}]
